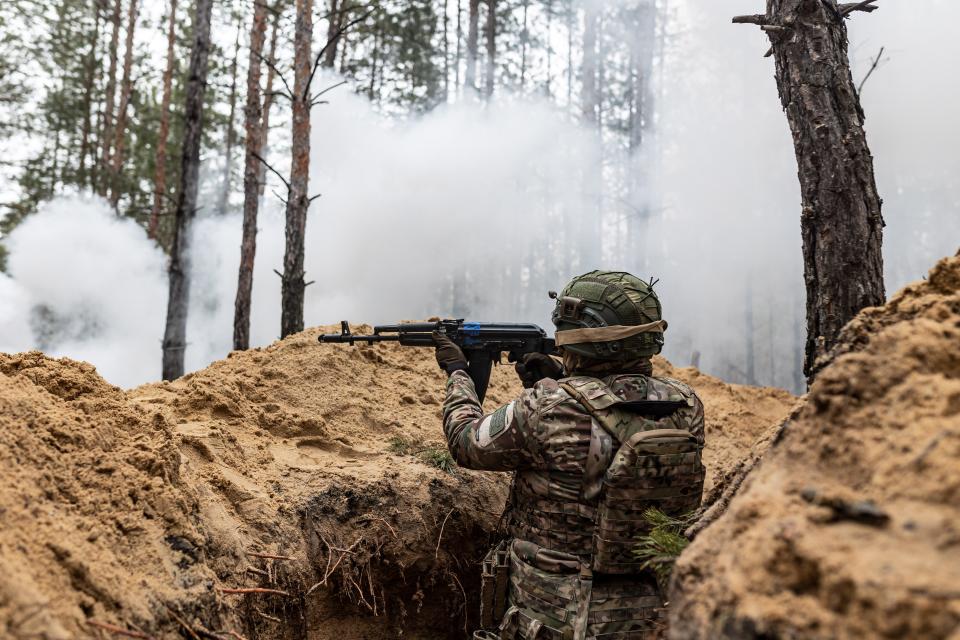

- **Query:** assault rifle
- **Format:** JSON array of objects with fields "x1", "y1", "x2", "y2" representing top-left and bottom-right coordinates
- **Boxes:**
[{"x1": 319, "y1": 320, "x2": 559, "y2": 402}]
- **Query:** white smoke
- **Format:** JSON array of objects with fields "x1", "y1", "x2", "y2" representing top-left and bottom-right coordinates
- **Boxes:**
[{"x1": 1, "y1": 0, "x2": 958, "y2": 392}]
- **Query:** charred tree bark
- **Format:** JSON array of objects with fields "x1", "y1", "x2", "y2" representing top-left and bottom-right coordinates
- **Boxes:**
[
  {"x1": 484, "y1": 0, "x2": 496, "y2": 99},
  {"x1": 97, "y1": 0, "x2": 122, "y2": 195},
  {"x1": 737, "y1": 1, "x2": 885, "y2": 383},
  {"x1": 233, "y1": 0, "x2": 269, "y2": 352},
  {"x1": 217, "y1": 19, "x2": 243, "y2": 217},
  {"x1": 162, "y1": 0, "x2": 214, "y2": 381},
  {"x1": 464, "y1": 0, "x2": 480, "y2": 93},
  {"x1": 280, "y1": 0, "x2": 313, "y2": 339},
  {"x1": 149, "y1": 0, "x2": 178, "y2": 240},
  {"x1": 109, "y1": 0, "x2": 140, "y2": 209}
]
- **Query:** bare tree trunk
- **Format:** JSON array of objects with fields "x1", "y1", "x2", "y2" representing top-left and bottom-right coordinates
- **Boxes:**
[
  {"x1": 454, "y1": 0, "x2": 462, "y2": 96},
  {"x1": 108, "y1": 0, "x2": 139, "y2": 209},
  {"x1": 149, "y1": 0, "x2": 178, "y2": 240},
  {"x1": 79, "y1": 2, "x2": 103, "y2": 188},
  {"x1": 217, "y1": 18, "x2": 243, "y2": 216},
  {"x1": 233, "y1": 0, "x2": 269, "y2": 352},
  {"x1": 162, "y1": 0, "x2": 214, "y2": 381},
  {"x1": 280, "y1": 0, "x2": 313, "y2": 339},
  {"x1": 257, "y1": 8, "x2": 282, "y2": 200},
  {"x1": 464, "y1": 0, "x2": 480, "y2": 93},
  {"x1": 579, "y1": 2, "x2": 601, "y2": 270},
  {"x1": 443, "y1": 0, "x2": 450, "y2": 100},
  {"x1": 565, "y1": 3, "x2": 574, "y2": 111},
  {"x1": 322, "y1": 0, "x2": 344, "y2": 68},
  {"x1": 626, "y1": 1, "x2": 657, "y2": 272},
  {"x1": 519, "y1": 0, "x2": 529, "y2": 91},
  {"x1": 544, "y1": 0, "x2": 552, "y2": 97},
  {"x1": 581, "y1": 4, "x2": 598, "y2": 125},
  {"x1": 738, "y1": 1, "x2": 885, "y2": 382},
  {"x1": 484, "y1": 0, "x2": 496, "y2": 99},
  {"x1": 97, "y1": 0, "x2": 122, "y2": 195}
]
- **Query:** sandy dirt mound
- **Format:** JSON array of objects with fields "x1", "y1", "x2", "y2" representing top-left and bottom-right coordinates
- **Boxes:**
[
  {"x1": 0, "y1": 325, "x2": 794, "y2": 639},
  {"x1": 670, "y1": 253, "x2": 960, "y2": 640}
]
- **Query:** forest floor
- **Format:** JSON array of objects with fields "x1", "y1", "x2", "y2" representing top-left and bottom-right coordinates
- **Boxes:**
[{"x1": 0, "y1": 317, "x2": 796, "y2": 639}]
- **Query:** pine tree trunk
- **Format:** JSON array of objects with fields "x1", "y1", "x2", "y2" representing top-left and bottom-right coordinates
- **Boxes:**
[
  {"x1": 233, "y1": 0, "x2": 269, "y2": 352},
  {"x1": 257, "y1": 9, "x2": 281, "y2": 200},
  {"x1": 109, "y1": 0, "x2": 139, "y2": 210},
  {"x1": 322, "y1": 0, "x2": 343, "y2": 68},
  {"x1": 280, "y1": 0, "x2": 313, "y2": 339},
  {"x1": 484, "y1": 0, "x2": 496, "y2": 99},
  {"x1": 454, "y1": 0, "x2": 462, "y2": 95},
  {"x1": 581, "y1": 4, "x2": 598, "y2": 125},
  {"x1": 758, "y1": 0, "x2": 885, "y2": 381},
  {"x1": 97, "y1": 0, "x2": 122, "y2": 195},
  {"x1": 79, "y1": 2, "x2": 102, "y2": 188},
  {"x1": 162, "y1": 0, "x2": 214, "y2": 381},
  {"x1": 217, "y1": 19, "x2": 242, "y2": 216},
  {"x1": 519, "y1": 0, "x2": 529, "y2": 90},
  {"x1": 149, "y1": 0, "x2": 178, "y2": 240},
  {"x1": 464, "y1": 0, "x2": 480, "y2": 93},
  {"x1": 579, "y1": 2, "x2": 601, "y2": 270},
  {"x1": 626, "y1": 1, "x2": 656, "y2": 272}
]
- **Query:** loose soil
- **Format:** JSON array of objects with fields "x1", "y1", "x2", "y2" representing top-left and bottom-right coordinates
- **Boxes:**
[
  {"x1": 670, "y1": 253, "x2": 960, "y2": 640},
  {"x1": 1, "y1": 318, "x2": 794, "y2": 640}
]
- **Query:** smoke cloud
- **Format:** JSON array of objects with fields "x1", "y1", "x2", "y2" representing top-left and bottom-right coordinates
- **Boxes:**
[{"x1": 1, "y1": 1, "x2": 957, "y2": 392}]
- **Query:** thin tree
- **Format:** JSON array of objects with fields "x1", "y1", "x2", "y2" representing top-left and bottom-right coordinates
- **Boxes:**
[
  {"x1": 217, "y1": 17, "x2": 243, "y2": 216},
  {"x1": 97, "y1": 0, "x2": 122, "y2": 194},
  {"x1": 257, "y1": 6, "x2": 282, "y2": 200},
  {"x1": 149, "y1": 0, "x2": 178, "y2": 240},
  {"x1": 464, "y1": 0, "x2": 480, "y2": 93},
  {"x1": 279, "y1": 0, "x2": 314, "y2": 338},
  {"x1": 322, "y1": 0, "x2": 345, "y2": 68},
  {"x1": 233, "y1": 0, "x2": 269, "y2": 351},
  {"x1": 161, "y1": 0, "x2": 215, "y2": 380},
  {"x1": 735, "y1": 0, "x2": 885, "y2": 383},
  {"x1": 109, "y1": 0, "x2": 140, "y2": 209},
  {"x1": 484, "y1": 0, "x2": 497, "y2": 99},
  {"x1": 78, "y1": 1, "x2": 103, "y2": 187}
]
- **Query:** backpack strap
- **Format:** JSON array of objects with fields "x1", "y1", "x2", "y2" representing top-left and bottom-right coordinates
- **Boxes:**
[
  {"x1": 559, "y1": 377, "x2": 692, "y2": 503},
  {"x1": 559, "y1": 377, "x2": 633, "y2": 503}
]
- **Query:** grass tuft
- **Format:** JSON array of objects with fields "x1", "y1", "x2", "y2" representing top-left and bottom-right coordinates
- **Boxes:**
[{"x1": 387, "y1": 436, "x2": 456, "y2": 473}]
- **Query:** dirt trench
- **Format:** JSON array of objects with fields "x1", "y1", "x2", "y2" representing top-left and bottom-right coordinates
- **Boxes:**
[
  {"x1": 669, "y1": 253, "x2": 960, "y2": 640},
  {"x1": 0, "y1": 324, "x2": 795, "y2": 639}
]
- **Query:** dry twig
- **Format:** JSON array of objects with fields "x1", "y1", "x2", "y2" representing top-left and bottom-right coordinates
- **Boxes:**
[
  {"x1": 434, "y1": 508, "x2": 455, "y2": 559},
  {"x1": 219, "y1": 587, "x2": 292, "y2": 597},
  {"x1": 857, "y1": 46, "x2": 886, "y2": 93},
  {"x1": 164, "y1": 605, "x2": 200, "y2": 640},
  {"x1": 246, "y1": 552, "x2": 294, "y2": 561},
  {"x1": 86, "y1": 620, "x2": 155, "y2": 640}
]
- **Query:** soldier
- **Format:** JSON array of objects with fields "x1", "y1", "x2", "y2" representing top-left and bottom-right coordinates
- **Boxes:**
[{"x1": 433, "y1": 271, "x2": 705, "y2": 640}]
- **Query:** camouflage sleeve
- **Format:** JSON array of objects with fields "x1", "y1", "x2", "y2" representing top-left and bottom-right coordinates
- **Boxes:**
[{"x1": 442, "y1": 370, "x2": 535, "y2": 471}]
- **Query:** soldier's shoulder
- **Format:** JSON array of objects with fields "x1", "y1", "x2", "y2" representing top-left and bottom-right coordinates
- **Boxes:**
[{"x1": 647, "y1": 375, "x2": 700, "y2": 404}]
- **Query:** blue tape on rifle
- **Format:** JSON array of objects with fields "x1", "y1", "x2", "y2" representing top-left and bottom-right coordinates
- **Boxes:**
[{"x1": 463, "y1": 322, "x2": 481, "y2": 336}]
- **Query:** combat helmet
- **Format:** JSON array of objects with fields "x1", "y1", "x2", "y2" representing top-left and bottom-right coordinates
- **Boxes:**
[{"x1": 551, "y1": 271, "x2": 666, "y2": 360}]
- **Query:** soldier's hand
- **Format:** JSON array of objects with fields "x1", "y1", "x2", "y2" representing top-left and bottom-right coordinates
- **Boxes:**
[
  {"x1": 515, "y1": 353, "x2": 564, "y2": 388},
  {"x1": 432, "y1": 331, "x2": 468, "y2": 374}
]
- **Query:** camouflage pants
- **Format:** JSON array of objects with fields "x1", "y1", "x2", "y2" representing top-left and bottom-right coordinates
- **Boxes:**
[{"x1": 496, "y1": 540, "x2": 662, "y2": 640}]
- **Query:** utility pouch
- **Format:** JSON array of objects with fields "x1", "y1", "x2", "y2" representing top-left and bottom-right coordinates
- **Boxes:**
[{"x1": 480, "y1": 539, "x2": 511, "y2": 630}]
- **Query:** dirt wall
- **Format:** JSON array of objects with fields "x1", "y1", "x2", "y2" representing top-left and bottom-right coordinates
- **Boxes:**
[
  {"x1": 0, "y1": 325, "x2": 795, "y2": 639},
  {"x1": 670, "y1": 253, "x2": 960, "y2": 640}
]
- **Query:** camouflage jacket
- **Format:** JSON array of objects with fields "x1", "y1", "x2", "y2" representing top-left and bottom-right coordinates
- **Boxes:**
[{"x1": 442, "y1": 369, "x2": 705, "y2": 560}]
